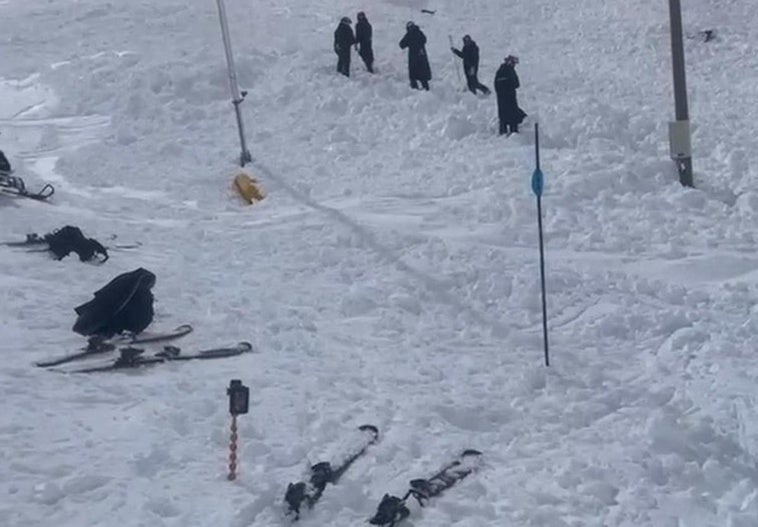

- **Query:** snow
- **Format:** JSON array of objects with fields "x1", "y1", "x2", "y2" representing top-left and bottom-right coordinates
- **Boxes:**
[{"x1": 2, "y1": 0, "x2": 758, "y2": 525}]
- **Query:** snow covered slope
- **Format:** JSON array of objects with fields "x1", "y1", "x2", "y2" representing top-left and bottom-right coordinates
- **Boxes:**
[{"x1": 1, "y1": 0, "x2": 758, "y2": 525}]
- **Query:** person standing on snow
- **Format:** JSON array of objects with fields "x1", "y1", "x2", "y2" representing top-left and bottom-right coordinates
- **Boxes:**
[
  {"x1": 355, "y1": 11, "x2": 374, "y2": 73},
  {"x1": 399, "y1": 21, "x2": 432, "y2": 90},
  {"x1": 494, "y1": 55, "x2": 526, "y2": 135},
  {"x1": 451, "y1": 35, "x2": 490, "y2": 95},
  {"x1": 334, "y1": 16, "x2": 356, "y2": 77}
]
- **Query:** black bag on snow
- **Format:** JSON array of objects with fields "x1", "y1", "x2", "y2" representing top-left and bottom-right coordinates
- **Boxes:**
[
  {"x1": 0, "y1": 150, "x2": 11, "y2": 173},
  {"x1": 45, "y1": 226, "x2": 108, "y2": 262},
  {"x1": 73, "y1": 268, "x2": 156, "y2": 337}
]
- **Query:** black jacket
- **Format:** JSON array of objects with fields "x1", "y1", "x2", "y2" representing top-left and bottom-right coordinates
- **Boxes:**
[
  {"x1": 334, "y1": 22, "x2": 355, "y2": 54},
  {"x1": 399, "y1": 26, "x2": 432, "y2": 81},
  {"x1": 494, "y1": 63, "x2": 525, "y2": 124},
  {"x1": 356, "y1": 19, "x2": 372, "y2": 50},
  {"x1": 452, "y1": 41, "x2": 480, "y2": 77}
]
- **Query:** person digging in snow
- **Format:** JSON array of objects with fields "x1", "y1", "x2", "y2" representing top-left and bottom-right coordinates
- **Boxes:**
[{"x1": 451, "y1": 35, "x2": 490, "y2": 95}]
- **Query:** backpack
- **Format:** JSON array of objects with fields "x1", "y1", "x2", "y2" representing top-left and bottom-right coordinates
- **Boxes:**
[
  {"x1": 44, "y1": 226, "x2": 109, "y2": 262},
  {"x1": 73, "y1": 268, "x2": 156, "y2": 337}
]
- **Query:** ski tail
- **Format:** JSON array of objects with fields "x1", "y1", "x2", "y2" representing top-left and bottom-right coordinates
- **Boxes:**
[
  {"x1": 285, "y1": 424, "x2": 379, "y2": 520},
  {"x1": 368, "y1": 449, "x2": 482, "y2": 526}
]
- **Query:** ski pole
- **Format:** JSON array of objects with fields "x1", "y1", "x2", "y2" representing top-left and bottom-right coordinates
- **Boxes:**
[{"x1": 448, "y1": 35, "x2": 463, "y2": 85}]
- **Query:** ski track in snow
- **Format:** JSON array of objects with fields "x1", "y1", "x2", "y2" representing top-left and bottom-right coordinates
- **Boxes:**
[{"x1": 1, "y1": 0, "x2": 758, "y2": 526}]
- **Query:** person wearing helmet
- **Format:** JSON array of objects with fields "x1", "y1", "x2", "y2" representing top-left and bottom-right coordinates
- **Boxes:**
[
  {"x1": 399, "y1": 21, "x2": 432, "y2": 90},
  {"x1": 355, "y1": 11, "x2": 374, "y2": 73},
  {"x1": 451, "y1": 34, "x2": 490, "y2": 95},
  {"x1": 334, "y1": 16, "x2": 356, "y2": 77},
  {"x1": 494, "y1": 55, "x2": 527, "y2": 135}
]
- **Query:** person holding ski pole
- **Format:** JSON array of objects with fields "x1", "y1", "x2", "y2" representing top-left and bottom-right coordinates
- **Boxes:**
[{"x1": 451, "y1": 35, "x2": 490, "y2": 95}]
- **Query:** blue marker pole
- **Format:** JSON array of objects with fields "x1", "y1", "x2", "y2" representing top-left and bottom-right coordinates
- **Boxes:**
[{"x1": 531, "y1": 123, "x2": 550, "y2": 367}]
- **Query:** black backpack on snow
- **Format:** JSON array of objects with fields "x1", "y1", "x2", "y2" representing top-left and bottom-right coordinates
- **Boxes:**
[
  {"x1": 73, "y1": 268, "x2": 156, "y2": 338},
  {"x1": 45, "y1": 226, "x2": 109, "y2": 262}
]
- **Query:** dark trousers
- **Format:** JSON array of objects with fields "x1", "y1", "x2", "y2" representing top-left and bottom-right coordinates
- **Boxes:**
[
  {"x1": 337, "y1": 52, "x2": 350, "y2": 77},
  {"x1": 359, "y1": 46, "x2": 374, "y2": 73},
  {"x1": 466, "y1": 75, "x2": 490, "y2": 95},
  {"x1": 410, "y1": 79, "x2": 429, "y2": 90},
  {"x1": 499, "y1": 121, "x2": 519, "y2": 135}
]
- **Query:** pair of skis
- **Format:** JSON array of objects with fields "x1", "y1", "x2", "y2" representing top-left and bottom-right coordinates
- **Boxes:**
[
  {"x1": 284, "y1": 426, "x2": 481, "y2": 526},
  {"x1": 35, "y1": 324, "x2": 195, "y2": 367},
  {"x1": 0, "y1": 171, "x2": 55, "y2": 201},
  {"x1": 35, "y1": 324, "x2": 253, "y2": 372}
]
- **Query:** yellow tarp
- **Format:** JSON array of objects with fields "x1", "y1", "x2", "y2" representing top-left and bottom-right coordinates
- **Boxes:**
[{"x1": 233, "y1": 173, "x2": 264, "y2": 204}]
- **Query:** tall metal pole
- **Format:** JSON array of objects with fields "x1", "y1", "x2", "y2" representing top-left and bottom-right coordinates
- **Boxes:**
[
  {"x1": 668, "y1": 0, "x2": 693, "y2": 187},
  {"x1": 531, "y1": 123, "x2": 550, "y2": 367},
  {"x1": 216, "y1": 0, "x2": 252, "y2": 167}
]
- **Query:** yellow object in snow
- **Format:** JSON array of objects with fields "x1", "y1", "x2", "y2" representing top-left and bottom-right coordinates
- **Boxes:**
[{"x1": 233, "y1": 173, "x2": 264, "y2": 204}]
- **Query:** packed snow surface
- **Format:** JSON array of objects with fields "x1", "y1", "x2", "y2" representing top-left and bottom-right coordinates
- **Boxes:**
[{"x1": 2, "y1": 0, "x2": 758, "y2": 525}]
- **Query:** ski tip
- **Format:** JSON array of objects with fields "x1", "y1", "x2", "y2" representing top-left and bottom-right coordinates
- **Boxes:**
[
  {"x1": 238, "y1": 341, "x2": 253, "y2": 352},
  {"x1": 461, "y1": 449, "x2": 483, "y2": 457},
  {"x1": 358, "y1": 424, "x2": 379, "y2": 442}
]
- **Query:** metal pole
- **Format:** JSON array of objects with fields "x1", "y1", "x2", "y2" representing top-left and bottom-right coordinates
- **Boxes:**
[
  {"x1": 448, "y1": 35, "x2": 463, "y2": 85},
  {"x1": 216, "y1": 0, "x2": 252, "y2": 167},
  {"x1": 532, "y1": 123, "x2": 550, "y2": 367},
  {"x1": 668, "y1": 0, "x2": 693, "y2": 187}
]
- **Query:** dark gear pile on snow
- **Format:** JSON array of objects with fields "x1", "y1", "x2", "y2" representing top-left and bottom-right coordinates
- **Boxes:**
[
  {"x1": 41, "y1": 226, "x2": 109, "y2": 262},
  {"x1": 0, "y1": 150, "x2": 11, "y2": 173},
  {"x1": 73, "y1": 267, "x2": 156, "y2": 338}
]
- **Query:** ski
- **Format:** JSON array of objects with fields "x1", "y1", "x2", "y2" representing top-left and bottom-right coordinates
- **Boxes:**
[
  {"x1": 368, "y1": 449, "x2": 483, "y2": 526},
  {"x1": 2, "y1": 234, "x2": 141, "y2": 250},
  {"x1": 1, "y1": 233, "x2": 49, "y2": 247},
  {"x1": 35, "y1": 324, "x2": 194, "y2": 367},
  {"x1": 0, "y1": 172, "x2": 54, "y2": 201},
  {"x1": 285, "y1": 424, "x2": 379, "y2": 520},
  {"x1": 69, "y1": 341, "x2": 252, "y2": 373}
]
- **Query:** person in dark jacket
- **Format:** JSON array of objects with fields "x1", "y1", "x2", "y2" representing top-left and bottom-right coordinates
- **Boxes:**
[
  {"x1": 494, "y1": 55, "x2": 526, "y2": 135},
  {"x1": 355, "y1": 11, "x2": 374, "y2": 73},
  {"x1": 399, "y1": 22, "x2": 432, "y2": 90},
  {"x1": 0, "y1": 149, "x2": 11, "y2": 173},
  {"x1": 334, "y1": 17, "x2": 355, "y2": 77},
  {"x1": 451, "y1": 35, "x2": 490, "y2": 95}
]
